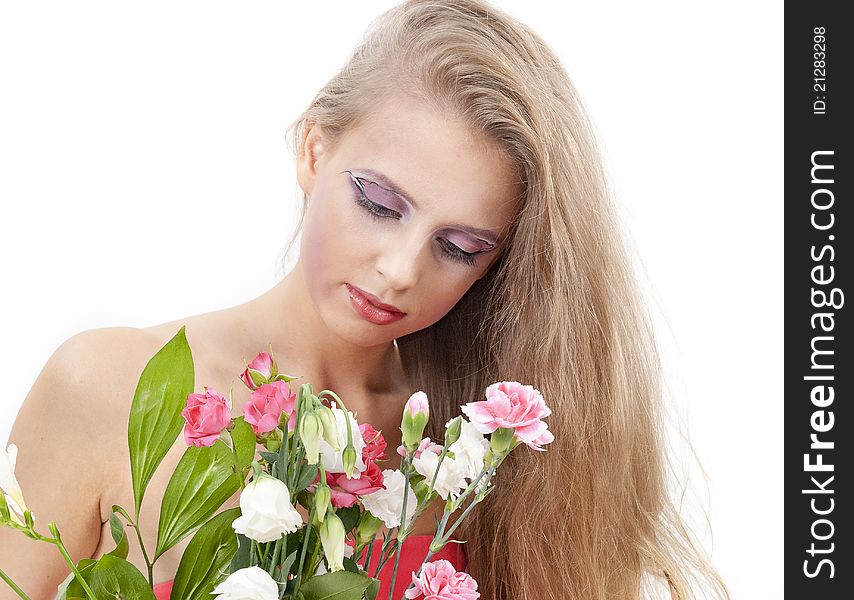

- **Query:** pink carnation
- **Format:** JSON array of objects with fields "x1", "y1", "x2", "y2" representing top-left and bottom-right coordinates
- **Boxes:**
[
  {"x1": 312, "y1": 461, "x2": 385, "y2": 508},
  {"x1": 359, "y1": 423, "x2": 387, "y2": 463},
  {"x1": 243, "y1": 380, "x2": 297, "y2": 435},
  {"x1": 405, "y1": 391, "x2": 429, "y2": 418},
  {"x1": 181, "y1": 386, "x2": 232, "y2": 447},
  {"x1": 397, "y1": 437, "x2": 443, "y2": 459},
  {"x1": 461, "y1": 381, "x2": 554, "y2": 451},
  {"x1": 404, "y1": 559, "x2": 479, "y2": 600}
]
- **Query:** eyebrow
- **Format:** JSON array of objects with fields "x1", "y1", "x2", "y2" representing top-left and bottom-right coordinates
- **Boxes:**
[{"x1": 353, "y1": 167, "x2": 502, "y2": 245}]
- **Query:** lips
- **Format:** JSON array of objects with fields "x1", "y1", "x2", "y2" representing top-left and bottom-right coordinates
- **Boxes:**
[
  {"x1": 351, "y1": 285, "x2": 404, "y2": 313},
  {"x1": 346, "y1": 283, "x2": 406, "y2": 325}
]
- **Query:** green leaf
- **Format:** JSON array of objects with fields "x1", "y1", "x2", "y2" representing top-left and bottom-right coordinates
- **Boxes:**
[
  {"x1": 107, "y1": 511, "x2": 130, "y2": 559},
  {"x1": 87, "y1": 554, "x2": 155, "y2": 599},
  {"x1": 277, "y1": 419, "x2": 290, "y2": 485},
  {"x1": 229, "y1": 532, "x2": 252, "y2": 574},
  {"x1": 128, "y1": 326, "x2": 194, "y2": 517},
  {"x1": 294, "y1": 464, "x2": 319, "y2": 494},
  {"x1": 55, "y1": 558, "x2": 96, "y2": 600},
  {"x1": 231, "y1": 416, "x2": 257, "y2": 469},
  {"x1": 364, "y1": 577, "x2": 381, "y2": 600},
  {"x1": 280, "y1": 549, "x2": 298, "y2": 577},
  {"x1": 300, "y1": 570, "x2": 374, "y2": 600},
  {"x1": 342, "y1": 556, "x2": 360, "y2": 573},
  {"x1": 170, "y1": 508, "x2": 240, "y2": 600},
  {"x1": 337, "y1": 506, "x2": 360, "y2": 533},
  {"x1": 259, "y1": 451, "x2": 279, "y2": 463},
  {"x1": 155, "y1": 441, "x2": 241, "y2": 560}
]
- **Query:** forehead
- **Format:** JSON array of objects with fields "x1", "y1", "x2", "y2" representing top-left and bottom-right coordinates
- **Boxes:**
[{"x1": 331, "y1": 97, "x2": 521, "y2": 234}]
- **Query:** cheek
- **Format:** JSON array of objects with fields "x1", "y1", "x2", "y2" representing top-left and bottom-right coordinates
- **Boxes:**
[
  {"x1": 300, "y1": 203, "x2": 330, "y2": 278},
  {"x1": 300, "y1": 193, "x2": 368, "y2": 280},
  {"x1": 409, "y1": 277, "x2": 476, "y2": 329}
]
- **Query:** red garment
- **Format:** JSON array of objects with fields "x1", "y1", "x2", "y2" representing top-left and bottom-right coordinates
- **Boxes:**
[{"x1": 153, "y1": 534, "x2": 467, "y2": 600}]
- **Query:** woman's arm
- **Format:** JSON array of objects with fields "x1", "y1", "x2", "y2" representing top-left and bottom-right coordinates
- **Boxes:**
[{"x1": 0, "y1": 331, "x2": 119, "y2": 599}]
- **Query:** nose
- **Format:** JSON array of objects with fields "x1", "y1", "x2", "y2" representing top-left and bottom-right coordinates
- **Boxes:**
[{"x1": 375, "y1": 233, "x2": 424, "y2": 292}]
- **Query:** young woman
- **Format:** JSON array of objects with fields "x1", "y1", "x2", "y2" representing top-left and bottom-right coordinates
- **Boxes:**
[{"x1": 1, "y1": 1, "x2": 729, "y2": 598}]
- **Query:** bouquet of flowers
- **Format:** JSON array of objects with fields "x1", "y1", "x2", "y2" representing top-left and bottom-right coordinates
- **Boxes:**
[{"x1": 0, "y1": 327, "x2": 553, "y2": 600}]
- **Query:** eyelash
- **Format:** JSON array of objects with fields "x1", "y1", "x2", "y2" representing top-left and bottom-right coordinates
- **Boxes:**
[{"x1": 348, "y1": 173, "x2": 480, "y2": 267}]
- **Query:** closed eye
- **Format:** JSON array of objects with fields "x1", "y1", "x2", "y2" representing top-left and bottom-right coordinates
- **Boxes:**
[{"x1": 343, "y1": 170, "x2": 482, "y2": 267}]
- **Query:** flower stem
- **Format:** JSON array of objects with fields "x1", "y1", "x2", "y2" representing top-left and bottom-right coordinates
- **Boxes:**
[
  {"x1": 400, "y1": 511, "x2": 451, "y2": 600},
  {"x1": 306, "y1": 531, "x2": 322, "y2": 578},
  {"x1": 294, "y1": 501, "x2": 317, "y2": 589},
  {"x1": 387, "y1": 454, "x2": 414, "y2": 600},
  {"x1": 48, "y1": 522, "x2": 98, "y2": 600},
  {"x1": 363, "y1": 539, "x2": 375, "y2": 572},
  {"x1": 268, "y1": 537, "x2": 283, "y2": 577},
  {"x1": 114, "y1": 504, "x2": 154, "y2": 586},
  {"x1": 0, "y1": 566, "x2": 31, "y2": 599}
]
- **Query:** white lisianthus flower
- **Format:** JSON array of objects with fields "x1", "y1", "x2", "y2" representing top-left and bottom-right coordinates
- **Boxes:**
[
  {"x1": 317, "y1": 403, "x2": 367, "y2": 478},
  {"x1": 232, "y1": 475, "x2": 303, "y2": 542},
  {"x1": 212, "y1": 566, "x2": 279, "y2": 600},
  {"x1": 319, "y1": 512, "x2": 347, "y2": 573},
  {"x1": 0, "y1": 444, "x2": 27, "y2": 524},
  {"x1": 315, "y1": 542, "x2": 354, "y2": 575},
  {"x1": 361, "y1": 469, "x2": 418, "y2": 529},
  {"x1": 447, "y1": 418, "x2": 489, "y2": 481},
  {"x1": 413, "y1": 449, "x2": 467, "y2": 500}
]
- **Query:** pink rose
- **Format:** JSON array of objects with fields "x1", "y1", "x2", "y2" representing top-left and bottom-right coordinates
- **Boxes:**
[
  {"x1": 359, "y1": 423, "x2": 387, "y2": 463},
  {"x1": 397, "y1": 437, "x2": 443, "y2": 459},
  {"x1": 243, "y1": 380, "x2": 297, "y2": 435},
  {"x1": 461, "y1": 381, "x2": 554, "y2": 451},
  {"x1": 182, "y1": 386, "x2": 232, "y2": 447},
  {"x1": 312, "y1": 461, "x2": 385, "y2": 508},
  {"x1": 240, "y1": 351, "x2": 274, "y2": 390},
  {"x1": 404, "y1": 559, "x2": 479, "y2": 600}
]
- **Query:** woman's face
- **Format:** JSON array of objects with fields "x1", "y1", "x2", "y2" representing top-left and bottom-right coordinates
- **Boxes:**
[{"x1": 296, "y1": 96, "x2": 521, "y2": 347}]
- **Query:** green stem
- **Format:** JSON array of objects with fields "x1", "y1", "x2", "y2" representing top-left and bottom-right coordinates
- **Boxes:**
[
  {"x1": 0, "y1": 566, "x2": 31, "y2": 600},
  {"x1": 231, "y1": 451, "x2": 247, "y2": 490},
  {"x1": 363, "y1": 539, "x2": 375, "y2": 573},
  {"x1": 49, "y1": 522, "x2": 98, "y2": 600},
  {"x1": 115, "y1": 504, "x2": 154, "y2": 586},
  {"x1": 387, "y1": 455, "x2": 414, "y2": 600},
  {"x1": 306, "y1": 531, "x2": 322, "y2": 578},
  {"x1": 267, "y1": 537, "x2": 283, "y2": 577},
  {"x1": 253, "y1": 541, "x2": 265, "y2": 567},
  {"x1": 294, "y1": 501, "x2": 317, "y2": 589},
  {"x1": 375, "y1": 527, "x2": 409, "y2": 577},
  {"x1": 400, "y1": 511, "x2": 450, "y2": 600},
  {"x1": 135, "y1": 522, "x2": 154, "y2": 584}
]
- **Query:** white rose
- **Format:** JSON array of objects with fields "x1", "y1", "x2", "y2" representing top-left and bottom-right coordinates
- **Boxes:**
[
  {"x1": 412, "y1": 449, "x2": 467, "y2": 500},
  {"x1": 232, "y1": 475, "x2": 303, "y2": 542},
  {"x1": 360, "y1": 469, "x2": 418, "y2": 529},
  {"x1": 212, "y1": 566, "x2": 279, "y2": 600},
  {"x1": 317, "y1": 403, "x2": 367, "y2": 477},
  {"x1": 447, "y1": 418, "x2": 489, "y2": 480}
]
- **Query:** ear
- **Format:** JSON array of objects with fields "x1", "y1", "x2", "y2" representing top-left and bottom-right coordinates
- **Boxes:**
[{"x1": 296, "y1": 121, "x2": 328, "y2": 197}]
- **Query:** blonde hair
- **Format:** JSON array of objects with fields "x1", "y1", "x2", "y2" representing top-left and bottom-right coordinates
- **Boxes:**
[{"x1": 283, "y1": 1, "x2": 730, "y2": 598}]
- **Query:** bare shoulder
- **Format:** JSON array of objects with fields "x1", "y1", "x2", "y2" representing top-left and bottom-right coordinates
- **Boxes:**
[
  {"x1": 36, "y1": 326, "x2": 171, "y2": 419},
  {"x1": 9, "y1": 325, "x2": 182, "y2": 477},
  {"x1": 0, "y1": 326, "x2": 173, "y2": 597}
]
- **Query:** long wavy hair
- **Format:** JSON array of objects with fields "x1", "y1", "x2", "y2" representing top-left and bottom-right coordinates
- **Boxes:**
[{"x1": 280, "y1": 1, "x2": 730, "y2": 598}]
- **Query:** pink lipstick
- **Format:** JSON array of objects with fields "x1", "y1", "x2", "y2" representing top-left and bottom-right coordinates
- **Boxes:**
[{"x1": 346, "y1": 283, "x2": 406, "y2": 325}]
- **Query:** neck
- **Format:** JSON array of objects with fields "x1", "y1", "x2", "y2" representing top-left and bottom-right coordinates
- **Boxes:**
[{"x1": 238, "y1": 262, "x2": 408, "y2": 401}]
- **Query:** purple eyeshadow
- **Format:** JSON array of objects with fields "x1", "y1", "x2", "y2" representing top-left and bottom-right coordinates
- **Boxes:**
[
  {"x1": 363, "y1": 180, "x2": 407, "y2": 214},
  {"x1": 444, "y1": 230, "x2": 494, "y2": 253}
]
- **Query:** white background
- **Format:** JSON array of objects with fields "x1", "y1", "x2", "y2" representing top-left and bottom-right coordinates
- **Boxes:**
[{"x1": 0, "y1": 2, "x2": 781, "y2": 598}]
